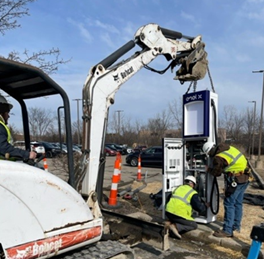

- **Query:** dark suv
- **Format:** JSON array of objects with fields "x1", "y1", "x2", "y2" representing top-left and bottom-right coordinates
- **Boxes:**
[{"x1": 126, "y1": 146, "x2": 163, "y2": 167}]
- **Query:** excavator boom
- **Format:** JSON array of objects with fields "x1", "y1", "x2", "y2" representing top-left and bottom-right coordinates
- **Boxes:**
[{"x1": 77, "y1": 23, "x2": 208, "y2": 196}]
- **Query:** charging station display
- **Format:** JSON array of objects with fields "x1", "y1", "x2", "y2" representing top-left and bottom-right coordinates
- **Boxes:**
[{"x1": 183, "y1": 90, "x2": 210, "y2": 139}]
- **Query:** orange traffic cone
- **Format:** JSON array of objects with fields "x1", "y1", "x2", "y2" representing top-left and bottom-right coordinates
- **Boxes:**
[
  {"x1": 108, "y1": 158, "x2": 120, "y2": 206},
  {"x1": 117, "y1": 152, "x2": 122, "y2": 182},
  {"x1": 43, "y1": 155, "x2": 48, "y2": 172},
  {"x1": 137, "y1": 155, "x2": 142, "y2": 181}
]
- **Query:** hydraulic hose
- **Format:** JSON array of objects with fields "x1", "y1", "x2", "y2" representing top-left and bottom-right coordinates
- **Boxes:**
[
  {"x1": 209, "y1": 99, "x2": 220, "y2": 215},
  {"x1": 210, "y1": 175, "x2": 220, "y2": 215}
]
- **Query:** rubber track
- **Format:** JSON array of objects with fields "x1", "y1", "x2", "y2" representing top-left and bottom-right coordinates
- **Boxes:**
[{"x1": 53, "y1": 240, "x2": 134, "y2": 259}]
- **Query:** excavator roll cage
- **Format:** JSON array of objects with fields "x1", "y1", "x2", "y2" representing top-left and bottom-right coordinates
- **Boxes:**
[{"x1": 0, "y1": 58, "x2": 75, "y2": 187}]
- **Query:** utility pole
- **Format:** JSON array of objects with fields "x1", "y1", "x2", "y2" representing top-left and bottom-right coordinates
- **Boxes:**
[
  {"x1": 252, "y1": 70, "x2": 264, "y2": 168},
  {"x1": 115, "y1": 110, "x2": 124, "y2": 137},
  {"x1": 73, "y1": 98, "x2": 82, "y2": 145},
  {"x1": 249, "y1": 101, "x2": 256, "y2": 159}
]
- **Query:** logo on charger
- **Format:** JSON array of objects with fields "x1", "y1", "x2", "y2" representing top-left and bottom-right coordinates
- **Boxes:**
[{"x1": 185, "y1": 93, "x2": 203, "y2": 102}]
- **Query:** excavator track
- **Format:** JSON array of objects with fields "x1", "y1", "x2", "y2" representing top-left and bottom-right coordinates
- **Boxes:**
[{"x1": 54, "y1": 240, "x2": 134, "y2": 259}]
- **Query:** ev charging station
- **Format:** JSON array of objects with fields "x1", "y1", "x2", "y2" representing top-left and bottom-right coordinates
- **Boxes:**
[{"x1": 162, "y1": 90, "x2": 220, "y2": 224}]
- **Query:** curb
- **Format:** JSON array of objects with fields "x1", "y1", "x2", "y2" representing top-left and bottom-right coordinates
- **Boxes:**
[{"x1": 183, "y1": 227, "x2": 264, "y2": 258}]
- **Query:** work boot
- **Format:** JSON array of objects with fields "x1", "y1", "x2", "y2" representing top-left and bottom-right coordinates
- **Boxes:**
[
  {"x1": 213, "y1": 229, "x2": 233, "y2": 238},
  {"x1": 169, "y1": 223, "x2": 182, "y2": 239}
]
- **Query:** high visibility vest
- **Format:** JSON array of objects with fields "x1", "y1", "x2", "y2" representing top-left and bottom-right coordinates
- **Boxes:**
[
  {"x1": 216, "y1": 146, "x2": 247, "y2": 174},
  {"x1": 0, "y1": 120, "x2": 11, "y2": 143},
  {"x1": 0, "y1": 119, "x2": 16, "y2": 160},
  {"x1": 166, "y1": 185, "x2": 197, "y2": 221}
]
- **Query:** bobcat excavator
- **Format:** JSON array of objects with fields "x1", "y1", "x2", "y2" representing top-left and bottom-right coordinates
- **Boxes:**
[{"x1": 0, "y1": 23, "x2": 208, "y2": 258}]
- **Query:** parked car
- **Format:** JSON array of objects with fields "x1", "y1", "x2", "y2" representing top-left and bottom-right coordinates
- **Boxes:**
[
  {"x1": 37, "y1": 141, "x2": 62, "y2": 158},
  {"x1": 51, "y1": 143, "x2": 68, "y2": 154},
  {"x1": 126, "y1": 146, "x2": 163, "y2": 167},
  {"x1": 119, "y1": 144, "x2": 133, "y2": 154},
  {"x1": 125, "y1": 146, "x2": 133, "y2": 154},
  {"x1": 14, "y1": 141, "x2": 46, "y2": 158},
  {"x1": 72, "y1": 144, "x2": 82, "y2": 155},
  {"x1": 132, "y1": 145, "x2": 148, "y2": 153},
  {"x1": 28, "y1": 141, "x2": 45, "y2": 158},
  {"x1": 105, "y1": 147, "x2": 117, "y2": 156},
  {"x1": 61, "y1": 143, "x2": 82, "y2": 155},
  {"x1": 105, "y1": 143, "x2": 126, "y2": 155}
]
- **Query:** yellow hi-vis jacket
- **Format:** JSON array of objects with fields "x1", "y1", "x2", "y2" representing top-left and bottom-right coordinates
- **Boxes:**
[
  {"x1": 216, "y1": 146, "x2": 247, "y2": 174},
  {"x1": 166, "y1": 185, "x2": 197, "y2": 221},
  {"x1": 0, "y1": 120, "x2": 11, "y2": 143}
]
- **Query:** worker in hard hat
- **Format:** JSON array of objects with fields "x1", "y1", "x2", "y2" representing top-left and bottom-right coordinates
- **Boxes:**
[
  {"x1": 165, "y1": 175, "x2": 209, "y2": 239},
  {"x1": 202, "y1": 142, "x2": 249, "y2": 238},
  {"x1": 0, "y1": 94, "x2": 37, "y2": 161}
]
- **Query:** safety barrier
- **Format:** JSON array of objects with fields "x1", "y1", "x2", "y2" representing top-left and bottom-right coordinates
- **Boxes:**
[
  {"x1": 108, "y1": 158, "x2": 120, "y2": 206},
  {"x1": 137, "y1": 155, "x2": 142, "y2": 181}
]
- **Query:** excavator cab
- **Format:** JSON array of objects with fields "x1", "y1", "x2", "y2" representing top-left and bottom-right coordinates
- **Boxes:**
[{"x1": 0, "y1": 57, "x2": 75, "y2": 186}]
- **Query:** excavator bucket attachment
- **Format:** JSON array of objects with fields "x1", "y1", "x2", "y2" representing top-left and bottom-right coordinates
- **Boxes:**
[{"x1": 174, "y1": 42, "x2": 208, "y2": 83}]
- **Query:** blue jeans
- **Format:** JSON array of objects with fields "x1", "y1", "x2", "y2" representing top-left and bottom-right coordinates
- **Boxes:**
[{"x1": 223, "y1": 180, "x2": 249, "y2": 235}]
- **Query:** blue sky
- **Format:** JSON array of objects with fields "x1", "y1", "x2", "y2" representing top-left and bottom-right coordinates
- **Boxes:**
[{"x1": 1, "y1": 0, "x2": 264, "y2": 130}]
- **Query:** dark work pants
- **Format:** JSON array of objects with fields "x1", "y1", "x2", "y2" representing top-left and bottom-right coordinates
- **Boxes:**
[{"x1": 165, "y1": 211, "x2": 197, "y2": 234}]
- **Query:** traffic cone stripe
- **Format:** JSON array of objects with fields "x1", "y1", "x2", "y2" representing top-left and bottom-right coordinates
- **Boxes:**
[
  {"x1": 108, "y1": 157, "x2": 120, "y2": 206},
  {"x1": 116, "y1": 152, "x2": 122, "y2": 182},
  {"x1": 137, "y1": 156, "x2": 142, "y2": 180}
]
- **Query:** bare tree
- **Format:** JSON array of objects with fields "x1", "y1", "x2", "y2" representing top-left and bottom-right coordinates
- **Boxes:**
[
  {"x1": 0, "y1": 0, "x2": 35, "y2": 35},
  {"x1": 147, "y1": 109, "x2": 172, "y2": 146},
  {"x1": 7, "y1": 48, "x2": 71, "y2": 74},
  {"x1": 219, "y1": 105, "x2": 237, "y2": 140},
  {"x1": 28, "y1": 107, "x2": 55, "y2": 140},
  {"x1": 168, "y1": 97, "x2": 182, "y2": 129},
  {"x1": 0, "y1": 0, "x2": 71, "y2": 74}
]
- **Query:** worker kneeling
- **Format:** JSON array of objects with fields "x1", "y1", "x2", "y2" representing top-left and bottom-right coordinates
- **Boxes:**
[{"x1": 165, "y1": 175, "x2": 209, "y2": 239}]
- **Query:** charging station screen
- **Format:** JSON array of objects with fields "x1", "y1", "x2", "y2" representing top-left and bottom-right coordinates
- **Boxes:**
[
  {"x1": 183, "y1": 90, "x2": 210, "y2": 139},
  {"x1": 185, "y1": 102, "x2": 204, "y2": 135}
]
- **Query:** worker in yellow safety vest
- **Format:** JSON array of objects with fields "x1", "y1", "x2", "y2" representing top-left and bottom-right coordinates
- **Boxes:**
[
  {"x1": 165, "y1": 175, "x2": 209, "y2": 239},
  {"x1": 0, "y1": 94, "x2": 36, "y2": 161},
  {"x1": 202, "y1": 142, "x2": 250, "y2": 238}
]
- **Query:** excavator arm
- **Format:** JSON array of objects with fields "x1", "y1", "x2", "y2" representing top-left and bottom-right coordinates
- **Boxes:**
[{"x1": 75, "y1": 23, "x2": 208, "y2": 197}]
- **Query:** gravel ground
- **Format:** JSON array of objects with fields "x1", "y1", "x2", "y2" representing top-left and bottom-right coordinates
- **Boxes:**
[{"x1": 43, "y1": 155, "x2": 264, "y2": 259}]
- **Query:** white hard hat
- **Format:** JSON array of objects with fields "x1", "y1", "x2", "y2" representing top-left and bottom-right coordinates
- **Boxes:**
[
  {"x1": 202, "y1": 142, "x2": 215, "y2": 155},
  {"x1": 184, "y1": 175, "x2": 196, "y2": 185},
  {"x1": 0, "y1": 94, "x2": 13, "y2": 110}
]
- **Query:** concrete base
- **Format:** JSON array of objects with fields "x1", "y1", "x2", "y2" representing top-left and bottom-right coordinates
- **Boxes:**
[{"x1": 255, "y1": 160, "x2": 263, "y2": 169}]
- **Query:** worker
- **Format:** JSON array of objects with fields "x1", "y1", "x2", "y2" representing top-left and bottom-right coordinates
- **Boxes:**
[
  {"x1": 202, "y1": 142, "x2": 249, "y2": 238},
  {"x1": 0, "y1": 94, "x2": 37, "y2": 161},
  {"x1": 165, "y1": 175, "x2": 209, "y2": 239}
]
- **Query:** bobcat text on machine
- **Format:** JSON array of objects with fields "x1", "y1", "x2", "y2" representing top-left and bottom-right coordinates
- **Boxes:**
[{"x1": 0, "y1": 23, "x2": 208, "y2": 258}]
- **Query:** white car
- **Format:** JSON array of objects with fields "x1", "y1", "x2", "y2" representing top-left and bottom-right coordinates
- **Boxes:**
[
  {"x1": 30, "y1": 142, "x2": 46, "y2": 157},
  {"x1": 13, "y1": 141, "x2": 45, "y2": 158}
]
